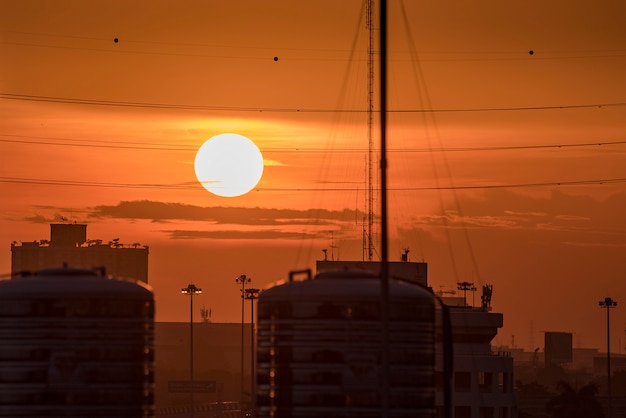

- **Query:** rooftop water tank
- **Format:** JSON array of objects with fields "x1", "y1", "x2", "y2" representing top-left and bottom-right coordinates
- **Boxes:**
[
  {"x1": 0, "y1": 267, "x2": 155, "y2": 417},
  {"x1": 256, "y1": 269, "x2": 436, "y2": 418}
]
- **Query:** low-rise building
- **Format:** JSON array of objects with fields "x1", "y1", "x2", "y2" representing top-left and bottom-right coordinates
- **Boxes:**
[{"x1": 11, "y1": 223, "x2": 149, "y2": 282}]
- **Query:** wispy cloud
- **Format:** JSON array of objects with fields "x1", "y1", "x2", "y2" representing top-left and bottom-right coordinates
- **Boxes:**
[
  {"x1": 555, "y1": 214, "x2": 591, "y2": 222},
  {"x1": 23, "y1": 214, "x2": 52, "y2": 224},
  {"x1": 415, "y1": 212, "x2": 519, "y2": 230},
  {"x1": 166, "y1": 229, "x2": 317, "y2": 240},
  {"x1": 263, "y1": 159, "x2": 284, "y2": 167},
  {"x1": 23, "y1": 211, "x2": 81, "y2": 224},
  {"x1": 89, "y1": 200, "x2": 364, "y2": 225},
  {"x1": 19, "y1": 200, "x2": 365, "y2": 241},
  {"x1": 503, "y1": 210, "x2": 548, "y2": 217},
  {"x1": 564, "y1": 241, "x2": 626, "y2": 248}
]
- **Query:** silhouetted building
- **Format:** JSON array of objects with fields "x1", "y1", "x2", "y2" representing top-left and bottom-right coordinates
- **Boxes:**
[
  {"x1": 594, "y1": 354, "x2": 626, "y2": 376},
  {"x1": 439, "y1": 304, "x2": 517, "y2": 418},
  {"x1": 153, "y1": 322, "x2": 251, "y2": 416},
  {"x1": 11, "y1": 223, "x2": 149, "y2": 282},
  {"x1": 257, "y1": 268, "x2": 436, "y2": 417},
  {"x1": 545, "y1": 332, "x2": 573, "y2": 367},
  {"x1": 0, "y1": 266, "x2": 155, "y2": 416},
  {"x1": 316, "y1": 259, "x2": 428, "y2": 287},
  {"x1": 315, "y1": 259, "x2": 517, "y2": 418}
]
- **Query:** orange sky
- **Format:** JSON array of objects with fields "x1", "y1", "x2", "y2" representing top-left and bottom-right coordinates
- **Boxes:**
[{"x1": 2, "y1": 0, "x2": 626, "y2": 352}]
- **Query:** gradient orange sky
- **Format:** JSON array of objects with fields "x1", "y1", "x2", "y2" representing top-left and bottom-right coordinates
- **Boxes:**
[{"x1": 2, "y1": 1, "x2": 626, "y2": 352}]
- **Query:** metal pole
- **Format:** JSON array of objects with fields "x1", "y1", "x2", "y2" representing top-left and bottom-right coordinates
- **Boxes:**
[
  {"x1": 250, "y1": 295, "x2": 255, "y2": 414},
  {"x1": 182, "y1": 284, "x2": 201, "y2": 418},
  {"x1": 240, "y1": 280, "x2": 245, "y2": 405},
  {"x1": 236, "y1": 275, "x2": 251, "y2": 409},
  {"x1": 190, "y1": 291, "x2": 194, "y2": 418},
  {"x1": 607, "y1": 304, "x2": 611, "y2": 418},
  {"x1": 379, "y1": 0, "x2": 389, "y2": 416},
  {"x1": 599, "y1": 297, "x2": 617, "y2": 418},
  {"x1": 245, "y1": 288, "x2": 260, "y2": 418},
  {"x1": 241, "y1": 282, "x2": 244, "y2": 404}
]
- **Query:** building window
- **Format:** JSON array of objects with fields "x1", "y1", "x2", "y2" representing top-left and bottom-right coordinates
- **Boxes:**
[
  {"x1": 479, "y1": 371, "x2": 493, "y2": 393},
  {"x1": 454, "y1": 372, "x2": 471, "y2": 392},
  {"x1": 455, "y1": 406, "x2": 471, "y2": 418},
  {"x1": 479, "y1": 406, "x2": 494, "y2": 418},
  {"x1": 435, "y1": 371, "x2": 444, "y2": 391},
  {"x1": 499, "y1": 372, "x2": 509, "y2": 393},
  {"x1": 499, "y1": 406, "x2": 509, "y2": 418},
  {"x1": 435, "y1": 406, "x2": 444, "y2": 418}
]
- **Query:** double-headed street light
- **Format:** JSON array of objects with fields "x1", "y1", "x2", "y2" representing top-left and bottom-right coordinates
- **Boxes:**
[
  {"x1": 599, "y1": 296, "x2": 617, "y2": 418},
  {"x1": 182, "y1": 284, "x2": 202, "y2": 418},
  {"x1": 235, "y1": 274, "x2": 251, "y2": 406},
  {"x1": 245, "y1": 288, "x2": 261, "y2": 416}
]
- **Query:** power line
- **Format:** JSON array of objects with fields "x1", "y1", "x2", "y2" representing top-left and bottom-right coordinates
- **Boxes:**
[
  {"x1": 1, "y1": 175, "x2": 625, "y2": 192},
  {"x1": 0, "y1": 29, "x2": 353, "y2": 54},
  {"x1": 3, "y1": 133, "x2": 626, "y2": 153},
  {"x1": 0, "y1": 176, "x2": 197, "y2": 190},
  {"x1": 4, "y1": 31, "x2": 626, "y2": 62},
  {"x1": 0, "y1": 93, "x2": 272, "y2": 112},
  {"x1": 2, "y1": 93, "x2": 626, "y2": 113},
  {"x1": 0, "y1": 135, "x2": 192, "y2": 151},
  {"x1": 2, "y1": 40, "x2": 331, "y2": 62}
]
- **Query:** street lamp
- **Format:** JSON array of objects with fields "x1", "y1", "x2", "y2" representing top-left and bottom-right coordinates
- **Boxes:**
[
  {"x1": 235, "y1": 274, "x2": 251, "y2": 406},
  {"x1": 457, "y1": 281, "x2": 474, "y2": 307},
  {"x1": 599, "y1": 296, "x2": 617, "y2": 418},
  {"x1": 245, "y1": 288, "x2": 260, "y2": 416},
  {"x1": 181, "y1": 284, "x2": 202, "y2": 418}
]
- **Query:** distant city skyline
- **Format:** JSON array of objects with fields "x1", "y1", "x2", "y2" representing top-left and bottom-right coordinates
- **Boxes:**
[{"x1": 2, "y1": 0, "x2": 626, "y2": 352}]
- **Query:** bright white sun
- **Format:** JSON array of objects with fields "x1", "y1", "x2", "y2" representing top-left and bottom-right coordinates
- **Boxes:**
[{"x1": 194, "y1": 133, "x2": 264, "y2": 197}]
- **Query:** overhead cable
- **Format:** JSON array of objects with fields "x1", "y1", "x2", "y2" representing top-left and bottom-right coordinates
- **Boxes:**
[
  {"x1": 1, "y1": 176, "x2": 625, "y2": 192},
  {"x1": 2, "y1": 93, "x2": 626, "y2": 113}
]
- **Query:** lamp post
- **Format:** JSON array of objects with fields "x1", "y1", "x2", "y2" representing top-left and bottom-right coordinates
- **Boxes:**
[
  {"x1": 235, "y1": 274, "x2": 251, "y2": 407},
  {"x1": 181, "y1": 284, "x2": 202, "y2": 418},
  {"x1": 599, "y1": 297, "x2": 617, "y2": 418},
  {"x1": 245, "y1": 288, "x2": 260, "y2": 416},
  {"x1": 457, "y1": 281, "x2": 474, "y2": 307}
]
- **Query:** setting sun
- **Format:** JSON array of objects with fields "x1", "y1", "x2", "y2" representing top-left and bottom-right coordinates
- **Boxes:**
[{"x1": 194, "y1": 133, "x2": 264, "y2": 197}]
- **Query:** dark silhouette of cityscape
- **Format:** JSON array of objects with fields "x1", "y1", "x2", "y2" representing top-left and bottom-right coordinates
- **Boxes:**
[{"x1": 5, "y1": 223, "x2": 626, "y2": 417}]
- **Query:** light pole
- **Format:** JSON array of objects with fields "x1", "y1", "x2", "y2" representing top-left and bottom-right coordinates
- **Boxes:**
[
  {"x1": 457, "y1": 281, "x2": 474, "y2": 307},
  {"x1": 235, "y1": 274, "x2": 251, "y2": 407},
  {"x1": 599, "y1": 296, "x2": 617, "y2": 418},
  {"x1": 245, "y1": 288, "x2": 260, "y2": 416},
  {"x1": 181, "y1": 284, "x2": 202, "y2": 418}
]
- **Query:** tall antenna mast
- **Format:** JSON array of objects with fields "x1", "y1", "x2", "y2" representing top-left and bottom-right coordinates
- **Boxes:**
[
  {"x1": 379, "y1": 0, "x2": 390, "y2": 414},
  {"x1": 364, "y1": 0, "x2": 376, "y2": 261}
]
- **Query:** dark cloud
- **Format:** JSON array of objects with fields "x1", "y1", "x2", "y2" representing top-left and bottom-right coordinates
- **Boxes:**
[
  {"x1": 88, "y1": 200, "x2": 364, "y2": 225},
  {"x1": 23, "y1": 212, "x2": 80, "y2": 224},
  {"x1": 165, "y1": 229, "x2": 317, "y2": 240},
  {"x1": 23, "y1": 214, "x2": 53, "y2": 224},
  {"x1": 23, "y1": 207, "x2": 89, "y2": 224},
  {"x1": 412, "y1": 189, "x2": 626, "y2": 236},
  {"x1": 20, "y1": 200, "x2": 362, "y2": 241}
]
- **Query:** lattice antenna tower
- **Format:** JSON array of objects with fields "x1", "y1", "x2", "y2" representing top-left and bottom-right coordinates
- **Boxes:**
[{"x1": 364, "y1": 0, "x2": 377, "y2": 261}]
